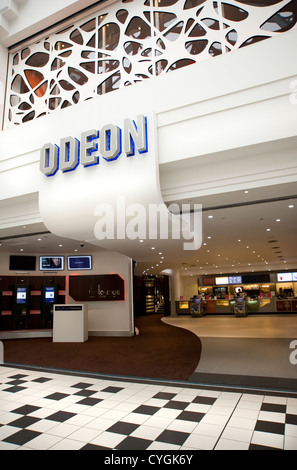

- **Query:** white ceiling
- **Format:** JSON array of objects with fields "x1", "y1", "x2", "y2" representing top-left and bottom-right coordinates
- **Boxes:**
[{"x1": 0, "y1": 182, "x2": 296, "y2": 279}]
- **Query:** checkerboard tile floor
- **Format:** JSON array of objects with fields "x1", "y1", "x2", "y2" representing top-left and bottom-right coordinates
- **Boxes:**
[{"x1": 0, "y1": 365, "x2": 296, "y2": 450}]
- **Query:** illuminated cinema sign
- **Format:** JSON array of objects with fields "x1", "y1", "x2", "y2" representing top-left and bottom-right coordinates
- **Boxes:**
[{"x1": 40, "y1": 115, "x2": 148, "y2": 177}]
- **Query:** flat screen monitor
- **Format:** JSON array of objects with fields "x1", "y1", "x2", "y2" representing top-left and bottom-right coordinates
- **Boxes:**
[
  {"x1": 10, "y1": 255, "x2": 36, "y2": 271},
  {"x1": 40, "y1": 256, "x2": 64, "y2": 271},
  {"x1": 277, "y1": 272, "x2": 293, "y2": 282},
  {"x1": 229, "y1": 276, "x2": 242, "y2": 285},
  {"x1": 67, "y1": 255, "x2": 92, "y2": 271},
  {"x1": 16, "y1": 287, "x2": 27, "y2": 304},
  {"x1": 44, "y1": 286, "x2": 56, "y2": 303},
  {"x1": 215, "y1": 277, "x2": 229, "y2": 285}
]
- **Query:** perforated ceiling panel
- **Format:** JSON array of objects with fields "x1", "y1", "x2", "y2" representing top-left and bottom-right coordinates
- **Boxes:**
[{"x1": 5, "y1": 0, "x2": 297, "y2": 128}]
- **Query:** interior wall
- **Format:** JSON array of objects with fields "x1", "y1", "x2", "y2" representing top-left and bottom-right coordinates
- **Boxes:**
[
  {"x1": 180, "y1": 276, "x2": 198, "y2": 300},
  {"x1": 0, "y1": 250, "x2": 134, "y2": 336}
]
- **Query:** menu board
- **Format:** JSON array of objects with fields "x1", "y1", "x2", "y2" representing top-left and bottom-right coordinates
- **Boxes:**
[
  {"x1": 277, "y1": 272, "x2": 293, "y2": 282},
  {"x1": 215, "y1": 277, "x2": 229, "y2": 285},
  {"x1": 228, "y1": 276, "x2": 242, "y2": 284}
]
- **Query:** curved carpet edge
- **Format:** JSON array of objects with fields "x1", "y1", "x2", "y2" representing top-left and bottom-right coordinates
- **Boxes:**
[{"x1": 2, "y1": 314, "x2": 202, "y2": 381}]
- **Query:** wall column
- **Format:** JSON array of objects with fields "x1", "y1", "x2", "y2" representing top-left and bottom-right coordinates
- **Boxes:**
[{"x1": 169, "y1": 269, "x2": 181, "y2": 317}]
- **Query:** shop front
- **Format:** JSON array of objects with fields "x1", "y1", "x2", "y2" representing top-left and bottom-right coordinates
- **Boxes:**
[{"x1": 176, "y1": 271, "x2": 297, "y2": 315}]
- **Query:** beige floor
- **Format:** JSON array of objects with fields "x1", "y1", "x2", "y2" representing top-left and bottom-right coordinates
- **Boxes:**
[
  {"x1": 162, "y1": 315, "x2": 297, "y2": 389},
  {"x1": 162, "y1": 314, "x2": 297, "y2": 338}
]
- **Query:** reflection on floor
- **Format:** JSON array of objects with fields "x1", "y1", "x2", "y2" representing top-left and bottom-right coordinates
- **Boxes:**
[
  {"x1": 162, "y1": 315, "x2": 297, "y2": 390},
  {"x1": 0, "y1": 365, "x2": 297, "y2": 450}
]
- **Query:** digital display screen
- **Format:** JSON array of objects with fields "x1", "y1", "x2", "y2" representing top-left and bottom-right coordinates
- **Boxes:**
[
  {"x1": 67, "y1": 256, "x2": 92, "y2": 271},
  {"x1": 40, "y1": 256, "x2": 64, "y2": 271},
  {"x1": 215, "y1": 277, "x2": 229, "y2": 285},
  {"x1": 229, "y1": 276, "x2": 242, "y2": 284},
  {"x1": 45, "y1": 287, "x2": 55, "y2": 303},
  {"x1": 16, "y1": 287, "x2": 27, "y2": 304},
  {"x1": 277, "y1": 272, "x2": 293, "y2": 282},
  {"x1": 10, "y1": 255, "x2": 36, "y2": 271}
]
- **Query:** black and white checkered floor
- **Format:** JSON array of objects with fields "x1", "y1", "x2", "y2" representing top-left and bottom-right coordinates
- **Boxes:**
[{"x1": 0, "y1": 365, "x2": 297, "y2": 450}]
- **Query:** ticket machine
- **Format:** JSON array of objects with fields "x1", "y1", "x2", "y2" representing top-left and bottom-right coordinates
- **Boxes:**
[
  {"x1": 41, "y1": 284, "x2": 57, "y2": 327},
  {"x1": 13, "y1": 284, "x2": 30, "y2": 328}
]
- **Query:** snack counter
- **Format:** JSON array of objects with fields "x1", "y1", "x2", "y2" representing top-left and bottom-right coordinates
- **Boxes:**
[
  {"x1": 212, "y1": 299, "x2": 256, "y2": 314},
  {"x1": 276, "y1": 299, "x2": 297, "y2": 312},
  {"x1": 175, "y1": 301, "x2": 191, "y2": 315},
  {"x1": 176, "y1": 297, "x2": 278, "y2": 315}
]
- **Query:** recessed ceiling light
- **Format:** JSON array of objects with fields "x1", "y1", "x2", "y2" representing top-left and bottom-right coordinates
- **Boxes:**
[
  {"x1": 266, "y1": 228, "x2": 271, "y2": 232},
  {"x1": 244, "y1": 190, "x2": 249, "y2": 194},
  {"x1": 289, "y1": 205, "x2": 294, "y2": 208},
  {"x1": 151, "y1": 247, "x2": 155, "y2": 250},
  {"x1": 276, "y1": 219, "x2": 280, "y2": 222},
  {"x1": 139, "y1": 240, "x2": 144, "y2": 243},
  {"x1": 208, "y1": 215, "x2": 213, "y2": 219}
]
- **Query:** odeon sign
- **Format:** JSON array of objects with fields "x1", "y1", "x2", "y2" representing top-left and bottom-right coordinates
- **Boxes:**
[{"x1": 40, "y1": 114, "x2": 148, "y2": 177}]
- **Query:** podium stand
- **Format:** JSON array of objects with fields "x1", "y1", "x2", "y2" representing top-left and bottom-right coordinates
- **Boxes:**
[{"x1": 53, "y1": 304, "x2": 88, "y2": 342}]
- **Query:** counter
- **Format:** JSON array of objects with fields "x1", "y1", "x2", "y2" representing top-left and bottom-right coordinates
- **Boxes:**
[
  {"x1": 276, "y1": 299, "x2": 297, "y2": 312},
  {"x1": 176, "y1": 297, "x2": 283, "y2": 315}
]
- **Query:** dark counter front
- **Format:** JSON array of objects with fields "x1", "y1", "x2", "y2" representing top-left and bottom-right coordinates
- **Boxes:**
[
  {"x1": 175, "y1": 301, "x2": 191, "y2": 315},
  {"x1": 276, "y1": 300, "x2": 297, "y2": 312}
]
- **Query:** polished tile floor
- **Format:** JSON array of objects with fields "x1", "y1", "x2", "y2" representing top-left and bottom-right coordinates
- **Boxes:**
[
  {"x1": 0, "y1": 365, "x2": 297, "y2": 450},
  {"x1": 163, "y1": 315, "x2": 297, "y2": 388}
]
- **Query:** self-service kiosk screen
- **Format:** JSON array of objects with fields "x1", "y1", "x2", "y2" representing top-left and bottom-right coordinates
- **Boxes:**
[
  {"x1": 68, "y1": 256, "x2": 92, "y2": 270},
  {"x1": 16, "y1": 287, "x2": 27, "y2": 304},
  {"x1": 40, "y1": 256, "x2": 64, "y2": 271},
  {"x1": 45, "y1": 287, "x2": 55, "y2": 303}
]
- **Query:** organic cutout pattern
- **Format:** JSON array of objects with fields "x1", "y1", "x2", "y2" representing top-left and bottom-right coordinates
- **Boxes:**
[{"x1": 5, "y1": 0, "x2": 297, "y2": 127}]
